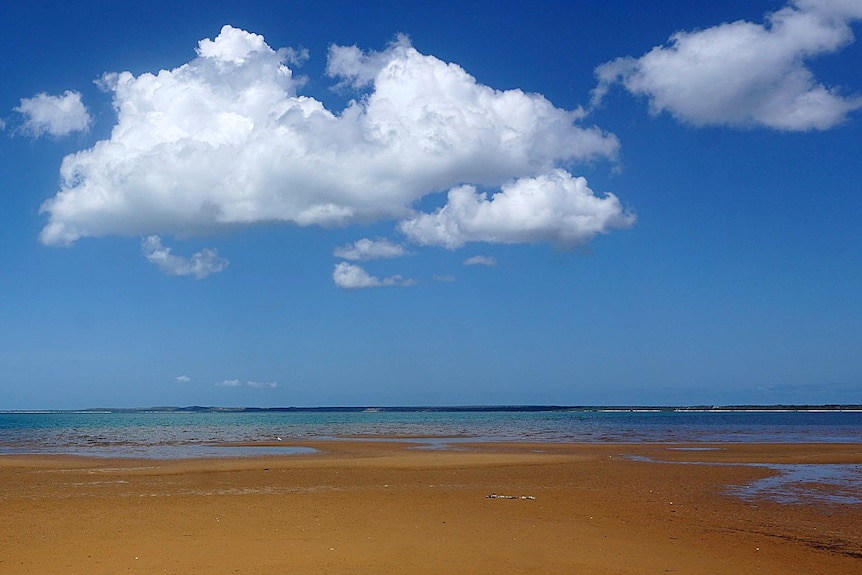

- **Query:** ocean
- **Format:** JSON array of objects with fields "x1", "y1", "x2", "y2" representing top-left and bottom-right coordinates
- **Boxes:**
[{"x1": 2, "y1": 408, "x2": 861, "y2": 505}]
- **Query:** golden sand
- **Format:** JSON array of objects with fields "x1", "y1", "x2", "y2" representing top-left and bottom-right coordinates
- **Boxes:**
[{"x1": 1, "y1": 442, "x2": 860, "y2": 574}]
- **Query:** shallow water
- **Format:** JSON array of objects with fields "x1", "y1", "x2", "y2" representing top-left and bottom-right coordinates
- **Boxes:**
[
  {"x1": 2, "y1": 409, "x2": 860, "y2": 505},
  {"x1": 729, "y1": 463, "x2": 862, "y2": 505},
  {"x1": 625, "y1": 454, "x2": 862, "y2": 506},
  {"x1": 1, "y1": 409, "x2": 860, "y2": 459}
]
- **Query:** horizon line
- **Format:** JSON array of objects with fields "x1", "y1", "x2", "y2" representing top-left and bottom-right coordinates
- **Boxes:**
[{"x1": 2, "y1": 403, "x2": 861, "y2": 414}]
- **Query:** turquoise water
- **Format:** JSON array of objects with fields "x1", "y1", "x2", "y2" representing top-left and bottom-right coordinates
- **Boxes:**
[{"x1": 1, "y1": 409, "x2": 860, "y2": 458}]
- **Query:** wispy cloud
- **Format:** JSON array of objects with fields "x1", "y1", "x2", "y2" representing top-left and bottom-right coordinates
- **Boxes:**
[
  {"x1": 175, "y1": 375, "x2": 191, "y2": 383},
  {"x1": 246, "y1": 381, "x2": 278, "y2": 389},
  {"x1": 214, "y1": 379, "x2": 277, "y2": 389},
  {"x1": 463, "y1": 255, "x2": 497, "y2": 267},
  {"x1": 333, "y1": 238, "x2": 406, "y2": 261},
  {"x1": 592, "y1": 0, "x2": 862, "y2": 130},
  {"x1": 215, "y1": 379, "x2": 242, "y2": 387},
  {"x1": 141, "y1": 235, "x2": 228, "y2": 279},
  {"x1": 333, "y1": 262, "x2": 415, "y2": 289},
  {"x1": 15, "y1": 90, "x2": 91, "y2": 137}
]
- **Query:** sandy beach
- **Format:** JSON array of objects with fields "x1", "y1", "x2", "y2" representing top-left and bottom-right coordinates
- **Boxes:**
[{"x1": 1, "y1": 441, "x2": 860, "y2": 574}]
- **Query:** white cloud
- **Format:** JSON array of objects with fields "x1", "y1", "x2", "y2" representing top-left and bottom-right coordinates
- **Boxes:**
[
  {"x1": 15, "y1": 90, "x2": 92, "y2": 137},
  {"x1": 333, "y1": 238, "x2": 406, "y2": 261},
  {"x1": 327, "y1": 34, "x2": 412, "y2": 89},
  {"x1": 795, "y1": 0, "x2": 862, "y2": 20},
  {"x1": 463, "y1": 255, "x2": 497, "y2": 267},
  {"x1": 592, "y1": 0, "x2": 862, "y2": 131},
  {"x1": 38, "y1": 25, "x2": 620, "y2": 248},
  {"x1": 333, "y1": 262, "x2": 415, "y2": 289},
  {"x1": 141, "y1": 235, "x2": 228, "y2": 279},
  {"x1": 246, "y1": 381, "x2": 278, "y2": 389},
  {"x1": 216, "y1": 379, "x2": 277, "y2": 388},
  {"x1": 175, "y1": 375, "x2": 191, "y2": 383},
  {"x1": 196, "y1": 25, "x2": 271, "y2": 64},
  {"x1": 399, "y1": 170, "x2": 635, "y2": 249},
  {"x1": 434, "y1": 274, "x2": 456, "y2": 282},
  {"x1": 215, "y1": 379, "x2": 242, "y2": 387}
]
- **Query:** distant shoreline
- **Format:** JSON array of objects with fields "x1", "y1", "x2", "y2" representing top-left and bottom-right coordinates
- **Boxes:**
[{"x1": 3, "y1": 404, "x2": 861, "y2": 414}]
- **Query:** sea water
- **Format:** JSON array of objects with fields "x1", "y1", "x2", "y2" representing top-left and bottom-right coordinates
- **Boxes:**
[{"x1": 1, "y1": 408, "x2": 859, "y2": 458}]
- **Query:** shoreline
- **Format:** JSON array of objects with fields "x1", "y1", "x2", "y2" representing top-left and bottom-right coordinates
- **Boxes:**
[{"x1": 2, "y1": 442, "x2": 860, "y2": 574}]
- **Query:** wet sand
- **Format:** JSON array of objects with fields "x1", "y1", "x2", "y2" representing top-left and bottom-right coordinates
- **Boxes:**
[{"x1": 1, "y1": 442, "x2": 860, "y2": 574}]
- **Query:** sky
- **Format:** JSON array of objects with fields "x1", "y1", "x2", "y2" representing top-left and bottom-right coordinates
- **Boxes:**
[{"x1": 1, "y1": 0, "x2": 860, "y2": 409}]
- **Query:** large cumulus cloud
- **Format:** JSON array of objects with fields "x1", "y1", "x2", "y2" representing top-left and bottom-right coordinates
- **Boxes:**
[{"x1": 39, "y1": 25, "x2": 630, "y2": 255}]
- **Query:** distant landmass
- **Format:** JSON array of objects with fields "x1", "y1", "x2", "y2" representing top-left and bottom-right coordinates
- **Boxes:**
[{"x1": 4, "y1": 404, "x2": 859, "y2": 414}]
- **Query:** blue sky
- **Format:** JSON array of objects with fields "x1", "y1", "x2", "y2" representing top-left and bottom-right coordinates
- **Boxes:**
[{"x1": 1, "y1": 0, "x2": 860, "y2": 409}]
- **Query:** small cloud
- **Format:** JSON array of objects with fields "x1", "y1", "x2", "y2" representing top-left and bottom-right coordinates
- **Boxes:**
[
  {"x1": 15, "y1": 90, "x2": 92, "y2": 137},
  {"x1": 175, "y1": 375, "x2": 191, "y2": 383},
  {"x1": 333, "y1": 262, "x2": 415, "y2": 289},
  {"x1": 281, "y1": 46, "x2": 310, "y2": 67},
  {"x1": 463, "y1": 255, "x2": 497, "y2": 267},
  {"x1": 434, "y1": 274, "x2": 456, "y2": 283},
  {"x1": 246, "y1": 381, "x2": 278, "y2": 389},
  {"x1": 333, "y1": 238, "x2": 406, "y2": 261},
  {"x1": 216, "y1": 379, "x2": 277, "y2": 389},
  {"x1": 215, "y1": 379, "x2": 242, "y2": 387},
  {"x1": 142, "y1": 235, "x2": 228, "y2": 279},
  {"x1": 399, "y1": 170, "x2": 634, "y2": 249}
]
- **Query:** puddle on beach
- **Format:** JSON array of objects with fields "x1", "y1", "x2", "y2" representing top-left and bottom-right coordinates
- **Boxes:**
[
  {"x1": 0, "y1": 444, "x2": 317, "y2": 459},
  {"x1": 625, "y1": 454, "x2": 862, "y2": 506},
  {"x1": 313, "y1": 435, "x2": 490, "y2": 450},
  {"x1": 728, "y1": 463, "x2": 862, "y2": 505}
]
